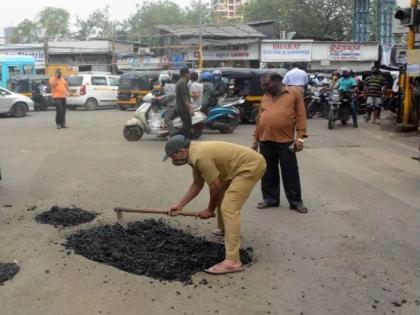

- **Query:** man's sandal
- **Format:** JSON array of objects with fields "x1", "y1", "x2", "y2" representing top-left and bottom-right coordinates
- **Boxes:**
[{"x1": 205, "y1": 263, "x2": 244, "y2": 275}]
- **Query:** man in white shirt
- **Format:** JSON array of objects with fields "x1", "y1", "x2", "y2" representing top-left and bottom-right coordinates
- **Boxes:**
[
  {"x1": 189, "y1": 72, "x2": 203, "y2": 109},
  {"x1": 282, "y1": 64, "x2": 309, "y2": 95}
]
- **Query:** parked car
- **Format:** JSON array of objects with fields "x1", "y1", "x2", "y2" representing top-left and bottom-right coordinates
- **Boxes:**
[
  {"x1": 0, "y1": 87, "x2": 34, "y2": 117},
  {"x1": 66, "y1": 72, "x2": 120, "y2": 110}
]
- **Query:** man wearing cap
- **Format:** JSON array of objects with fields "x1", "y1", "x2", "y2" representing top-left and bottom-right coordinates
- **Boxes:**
[{"x1": 164, "y1": 135, "x2": 266, "y2": 275}]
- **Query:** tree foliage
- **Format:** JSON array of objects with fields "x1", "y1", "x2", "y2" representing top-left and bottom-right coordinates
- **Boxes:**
[
  {"x1": 243, "y1": 0, "x2": 354, "y2": 40},
  {"x1": 75, "y1": 6, "x2": 114, "y2": 39},
  {"x1": 11, "y1": 7, "x2": 70, "y2": 43}
]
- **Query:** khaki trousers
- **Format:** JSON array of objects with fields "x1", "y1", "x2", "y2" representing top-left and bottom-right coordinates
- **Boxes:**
[{"x1": 216, "y1": 158, "x2": 266, "y2": 262}]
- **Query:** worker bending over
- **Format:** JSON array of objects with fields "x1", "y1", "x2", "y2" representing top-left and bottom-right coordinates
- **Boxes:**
[{"x1": 164, "y1": 135, "x2": 266, "y2": 275}]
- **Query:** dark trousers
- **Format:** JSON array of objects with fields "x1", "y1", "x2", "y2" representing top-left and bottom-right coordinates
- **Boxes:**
[
  {"x1": 54, "y1": 98, "x2": 66, "y2": 127},
  {"x1": 177, "y1": 110, "x2": 192, "y2": 139},
  {"x1": 259, "y1": 141, "x2": 303, "y2": 207}
]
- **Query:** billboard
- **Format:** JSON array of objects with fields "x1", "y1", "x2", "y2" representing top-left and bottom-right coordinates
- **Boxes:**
[{"x1": 261, "y1": 41, "x2": 312, "y2": 62}]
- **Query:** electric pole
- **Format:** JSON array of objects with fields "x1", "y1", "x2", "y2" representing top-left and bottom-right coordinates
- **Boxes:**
[{"x1": 198, "y1": 0, "x2": 204, "y2": 69}]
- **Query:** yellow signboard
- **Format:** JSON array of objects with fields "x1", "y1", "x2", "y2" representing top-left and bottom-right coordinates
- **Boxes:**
[{"x1": 407, "y1": 49, "x2": 420, "y2": 77}]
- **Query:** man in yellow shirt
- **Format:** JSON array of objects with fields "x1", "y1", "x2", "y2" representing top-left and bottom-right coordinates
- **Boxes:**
[
  {"x1": 49, "y1": 68, "x2": 69, "y2": 129},
  {"x1": 165, "y1": 135, "x2": 266, "y2": 275}
]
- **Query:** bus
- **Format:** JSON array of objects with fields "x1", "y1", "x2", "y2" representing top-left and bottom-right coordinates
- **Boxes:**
[{"x1": 0, "y1": 55, "x2": 36, "y2": 89}]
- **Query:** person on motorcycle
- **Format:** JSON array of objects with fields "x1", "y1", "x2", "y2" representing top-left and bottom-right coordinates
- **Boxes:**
[
  {"x1": 213, "y1": 70, "x2": 226, "y2": 99},
  {"x1": 201, "y1": 72, "x2": 218, "y2": 114},
  {"x1": 159, "y1": 74, "x2": 177, "y2": 135},
  {"x1": 335, "y1": 67, "x2": 359, "y2": 128}
]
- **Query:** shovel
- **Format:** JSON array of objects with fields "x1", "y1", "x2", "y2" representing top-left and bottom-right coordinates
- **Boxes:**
[{"x1": 114, "y1": 207, "x2": 198, "y2": 226}]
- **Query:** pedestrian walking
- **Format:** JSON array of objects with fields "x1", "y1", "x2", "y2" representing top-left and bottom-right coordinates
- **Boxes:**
[
  {"x1": 165, "y1": 135, "x2": 266, "y2": 274},
  {"x1": 282, "y1": 63, "x2": 308, "y2": 96},
  {"x1": 364, "y1": 66, "x2": 386, "y2": 124},
  {"x1": 174, "y1": 67, "x2": 193, "y2": 139},
  {"x1": 49, "y1": 68, "x2": 69, "y2": 129},
  {"x1": 189, "y1": 71, "x2": 203, "y2": 110},
  {"x1": 252, "y1": 72, "x2": 308, "y2": 213}
]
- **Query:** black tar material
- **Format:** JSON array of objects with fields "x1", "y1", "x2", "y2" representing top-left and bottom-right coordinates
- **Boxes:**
[
  {"x1": 65, "y1": 219, "x2": 253, "y2": 282},
  {"x1": 35, "y1": 206, "x2": 98, "y2": 227},
  {"x1": 0, "y1": 263, "x2": 20, "y2": 285}
]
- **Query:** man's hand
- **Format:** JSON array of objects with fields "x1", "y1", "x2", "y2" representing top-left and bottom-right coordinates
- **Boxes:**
[
  {"x1": 294, "y1": 141, "x2": 304, "y2": 152},
  {"x1": 251, "y1": 141, "x2": 259, "y2": 151},
  {"x1": 195, "y1": 209, "x2": 215, "y2": 219},
  {"x1": 168, "y1": 204, "x2": 183, "y2": 216}
]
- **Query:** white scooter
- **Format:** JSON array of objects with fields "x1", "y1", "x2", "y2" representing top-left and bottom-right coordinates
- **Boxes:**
[{"x1": 123, "y1": 93, "x2": 206, "y2": 141}]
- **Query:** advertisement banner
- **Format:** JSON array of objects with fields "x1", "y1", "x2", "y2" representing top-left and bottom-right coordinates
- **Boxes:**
[
  {"x1": 261, "y1": 42, "x2": 312, "y2": 62},
  {"x1": 186, "y1": 43, "x2": 259, "y2": 61},
  {"x1": 328, "y1": 43, "x2": 364, "y2": 61}
]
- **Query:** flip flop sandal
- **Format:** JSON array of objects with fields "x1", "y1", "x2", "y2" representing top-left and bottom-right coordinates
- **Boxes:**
[
  {"x1": 205, "y1": 263, "x2": 244, "y2": 275},
  {"x1": 257, "y1": 201, "x2": 279, "y2": 209}
]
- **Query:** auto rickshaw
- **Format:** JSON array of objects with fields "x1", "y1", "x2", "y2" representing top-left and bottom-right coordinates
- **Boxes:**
[
  {"x1": 117, "y1": 71, "x2": 160, "y2": 110},
  {"x1": 10, "y1": 75, "x2": 52, "y2": 111},
  {"x1": 218, "y1": 68, "x2": 287, "y2": 123}
]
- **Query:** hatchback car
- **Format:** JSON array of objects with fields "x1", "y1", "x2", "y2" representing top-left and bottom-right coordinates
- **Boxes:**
[
  {"x1": 67, "y1": 73, "x2": 120, "y2": 110},
  {"x1": 0, "y1": 87, "x2": 34, "y2": 117}
]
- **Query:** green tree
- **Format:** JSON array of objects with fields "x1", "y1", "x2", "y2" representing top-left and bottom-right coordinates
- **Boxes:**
[
  {"x1": 11, "y1": 7, "x2": 70, "y2": 43},
  {"x1": 75, "y1": 6, "x2": 114, "y2": 39},
  {"x1": 11, "y1": 19, "x2": 38, "y2": 43},
  {"x1": 38, "y1": 7, "x2": 70, "y2": 38},
  {"x1": 243, "y1": 0, "x2": 353, "y2": 41}
]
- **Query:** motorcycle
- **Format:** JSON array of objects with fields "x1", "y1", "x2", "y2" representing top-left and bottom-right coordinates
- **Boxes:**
[
  {"x1": 306, "y1": 85, "x2": 331, "y2": 119},
  {"x1": 123, "y1": 93, "x2": 206, "y2": 141},
  {"x1": 328, "y1": 90, "x2": 352, "y2": 130},
  {"x1": 204, "y1": 98, "x2": 243, "y2": 133}
]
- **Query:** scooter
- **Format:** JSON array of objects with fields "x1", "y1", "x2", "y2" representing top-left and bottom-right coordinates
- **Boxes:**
[
  {"x1": 306, "y1": 85, "x2": 331, "y2": 119},
  {"x1": 204, "y1": 98, "x2": 243, "y2": 133},
  {"x1": 123, "y1": 93, "x2": 206, "y2": 141},
  {"x1": 328, "y1": 90, "x2": 352, "y2": 130}
]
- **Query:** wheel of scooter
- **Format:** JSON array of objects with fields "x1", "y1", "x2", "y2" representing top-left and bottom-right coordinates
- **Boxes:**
[
  {"x1": 306, "y1": 100, "x2": 319, "y2": 119},
  {"x1": 191, "y1": 124, "x2": 204, "y2": 139},
  {"x1": 328, "y1": 111, "x2": 336, "y2": 130},
  {"x1": 123, "y1": 125, "x2": 144, "y2": 141},
  {"x1": 218, "y1": 118, "x2": 239, "y2": 134}
]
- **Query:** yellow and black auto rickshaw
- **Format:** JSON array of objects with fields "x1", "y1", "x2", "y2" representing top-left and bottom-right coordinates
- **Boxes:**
[
  {"x1": 219, "y1": 68, "x2": 287, "y2": 123},
  {"x1": 117, "y1": 71, "x2": 160, "y2": 110},
  {"x1": 10, "y1": 75, "x2": 52, "y2": 111}
]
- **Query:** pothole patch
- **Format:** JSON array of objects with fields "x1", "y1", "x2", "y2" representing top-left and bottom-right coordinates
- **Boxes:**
[
  {"x1": 65, "y1": 219, "x2": 253, "y2": 283},
  {"x1": 35, "y1": 206, "x2": 98, "y2": 227},
  {"x1": 0, "y1": 263, "x2": 20, "y2": 285}
]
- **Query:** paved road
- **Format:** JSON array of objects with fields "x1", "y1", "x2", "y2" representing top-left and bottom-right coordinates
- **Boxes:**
[{"x1": 0, "y1": 110, "x2": 419, "y2": 315}]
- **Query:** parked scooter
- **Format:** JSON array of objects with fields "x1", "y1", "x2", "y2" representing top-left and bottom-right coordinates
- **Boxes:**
[
  {"x1": 306, "y1": 85, "x2": 331, "y2": 119},
  {"x1": 123, "y1": 93, "x2": 206, "y2": 141},
  {"x1": 204, "y1": 98, "x2": 243, "y2": 133},
  {"x1": 328, "y1": 90, "x2": 352, "y2": 129}
]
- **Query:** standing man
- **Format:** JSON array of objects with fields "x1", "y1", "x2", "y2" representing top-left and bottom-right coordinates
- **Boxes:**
[
  {"x1": 49, "y1": 68, "x2": 69, "y2": 129},
  {"x1": 165, "y1": 135, "x2": 266, "y2": 275},
  {"x1": 189, "y1": 71, "x2": 203, "y2": 110},
  {"x1": 364, "y1": 66, "x2": 386, "y2": 124},
  {"x1": 252, "y1": 72, "x2": 308, "y2": 213},
  {"x1": 282, "y1": 63, "x2": 308, "y2": 96},
  {"x1": 175, "y1": 67, "x2": 193, "y2": 139}
]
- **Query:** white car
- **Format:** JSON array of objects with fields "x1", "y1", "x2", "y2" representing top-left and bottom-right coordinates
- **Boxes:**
[
  {"x1": 0, "y1": 87, "x2": 34, "y2": 117},
  {"x1": 66, "y1": 73, "x2": 120, "y2": 110}
]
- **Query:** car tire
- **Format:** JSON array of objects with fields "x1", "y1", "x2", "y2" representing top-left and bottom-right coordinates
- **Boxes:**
[
  {"x1": 84, "y1": 98, "x2": 98, "y2": 111},
  {"x1": 11, "y1": 102, "x2": 28, "y2": 117}
]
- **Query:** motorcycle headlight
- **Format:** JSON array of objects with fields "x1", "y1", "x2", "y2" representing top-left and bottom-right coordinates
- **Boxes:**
[{"x1": 314, "y1": 92, "x2": 320, "y2": 97}]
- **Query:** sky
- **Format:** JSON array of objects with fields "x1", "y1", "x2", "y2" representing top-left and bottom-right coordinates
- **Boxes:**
[{"x1": 0, "y1": 0, "x2": 197, "y2": 36}]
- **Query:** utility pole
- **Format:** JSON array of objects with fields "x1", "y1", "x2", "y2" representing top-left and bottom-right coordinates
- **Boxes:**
[
  {"x1": 402, "y1": 0, "x2": 418, "y2": 130},
  {"x1": 198, "y1": 0, "x2": 204, "y2": 69},
  {"x1": 111, "y1": 22, "x2": 117, "y2": 74},
  {"x1": 43, "y1": 34, "x2": 49, "y2": 75}
]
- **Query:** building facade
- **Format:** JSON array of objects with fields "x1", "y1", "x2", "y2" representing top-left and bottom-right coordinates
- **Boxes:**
[{"x1": 211, "y1": 0, "x2": 248, "y2": 21}]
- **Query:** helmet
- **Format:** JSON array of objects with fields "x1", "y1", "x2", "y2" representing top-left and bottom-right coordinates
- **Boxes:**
[
  {"x1": 340, "y1": 67, "x2": 350, "y2": 75},
  {"x1": 213, "y1": 70, "x2": 222, "y2": 78},
  {"x1": 160, "y1": 74, "x2": 171, "y2": 85},
  {"x1": 201, "y1": 72, "x2": 213, "y2": 82}
]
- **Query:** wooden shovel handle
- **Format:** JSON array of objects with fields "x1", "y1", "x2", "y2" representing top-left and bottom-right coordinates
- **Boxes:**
[{"x1": 114, "y1": 207, "x2": 197, "y2": 217}]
